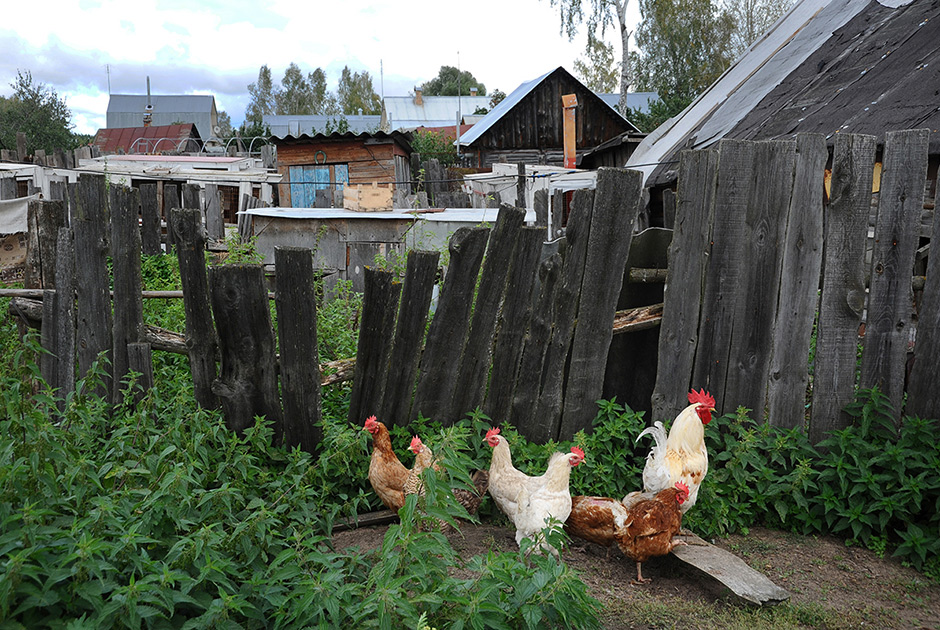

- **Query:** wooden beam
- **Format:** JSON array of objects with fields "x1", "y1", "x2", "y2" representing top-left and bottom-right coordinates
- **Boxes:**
[
  {"x1": 612, "y1": 303, "x2": 663, "y2": 335},
  {"x1": 671, "y1": 531, "x2": 790, "y2": 606}
]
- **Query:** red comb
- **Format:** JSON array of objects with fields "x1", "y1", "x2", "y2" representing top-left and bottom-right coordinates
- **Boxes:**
[
  {"x1": 675, "y1": 481, "x2": 689, "y2": 495},
  {"x1": 688, "y1": 389, "x2": 716, "y2": 408},
  {"x1": 409, "y1": 435, "x2": 423, "y2": 452},
  {"x1": 364, "y1": 415, "x2": 377, "y2": 426},
  {"x1": 485, "y1": 427, "x2": 500, "y2": 439},
  {"x1": 570, "y1": 446, "x2": 585, "y2": 459}
]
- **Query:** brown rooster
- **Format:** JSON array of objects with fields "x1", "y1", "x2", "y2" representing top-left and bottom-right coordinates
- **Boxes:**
[
  {"x1": 364, "y1": 415, "x2": 409, "y2": 511},
  {"x1": 567, "y1": 482, "x2": 689, "y2": 584}
]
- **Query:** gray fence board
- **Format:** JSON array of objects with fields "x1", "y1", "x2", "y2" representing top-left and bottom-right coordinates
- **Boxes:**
[
  {"x1": 110, "y1": 185, "x2": 145, "y2": 403},
  {"x1": 766, "y1": 134, "x2": 827, "y2": 429},
  {"x1": 651, "y1": 150, "x2": 717, "y2": 423},
  {"x1": 859, "y1": 129, "x2": 929, "y2": 415}
]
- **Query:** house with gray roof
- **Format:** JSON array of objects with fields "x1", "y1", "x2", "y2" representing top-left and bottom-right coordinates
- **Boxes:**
[
  {"x1": 381, "y1": 90, "x2": 492, "y2": 130},
  {"x1": 106, "y1": 94, "x2": 219, "y2": 141}
]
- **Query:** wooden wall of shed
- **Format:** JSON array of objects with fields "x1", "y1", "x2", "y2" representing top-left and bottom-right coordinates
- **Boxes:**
[
  {"x1": 275, "y1": 139, "x2": 404, "y2": 206},
  {"x1": 474, "y1": 71, "x2": 632, "y2": 153}
]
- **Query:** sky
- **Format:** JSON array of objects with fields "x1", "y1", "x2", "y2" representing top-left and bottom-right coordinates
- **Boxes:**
[{"x1": 0, "y1": 0, "x2": 641, "y2": 136}]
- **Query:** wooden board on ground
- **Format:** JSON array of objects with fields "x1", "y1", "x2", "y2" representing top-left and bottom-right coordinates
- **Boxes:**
[{"x1": 671, "y1": 531, "x2": 790, "y2": 606}]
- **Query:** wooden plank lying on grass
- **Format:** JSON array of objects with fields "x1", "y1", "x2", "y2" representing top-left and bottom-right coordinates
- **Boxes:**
[{"x1": 671, "y1": 531, "x2": 790, "y2": 606}]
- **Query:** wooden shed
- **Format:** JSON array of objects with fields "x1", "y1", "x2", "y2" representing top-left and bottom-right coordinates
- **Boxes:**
[
  {"x1": 271, "y1": 131, "x2": 413, "y2": 208},
  {"x1": 457, "y1": 67, "x2": 638, "y2": 167}
]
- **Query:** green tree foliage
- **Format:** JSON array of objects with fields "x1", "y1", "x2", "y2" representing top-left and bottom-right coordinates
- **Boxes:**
[
  {"x1": 215, "y1": 111, "x2": 233, "y2": 138},
  {"x1": 0, "y1": 70, "x2": 75, "y2": 154},
  {"x1": 411, "y1": 129, "x2": 458, "y2": 166},
  {"x1": 489, "y1": 89, "x2": 507, "y2": 109},
  {"x1": 420, "y1": 66, "x2": 486, "y2": 97},
  {"x1": 275, "y1": 63, "x2": 338, "y2": 116},
  {"x1": 573, "y1": 31, "x2": 620, "y2": 93},
  {"x1": 245, "y1": 64, "x2": 276, "y2": 127},
  {"x1": 631, "y1": 0, "x2": 734, "y2": 124},
  {"x1": 724, "y1": 0, "x2": 795, "y2": 58},
  {"x1": 546, "y1": 0, "x2": 631, "y2": 113},
  {"x1": 337, "y1": 66, "x2": 381, "y2": 115}
]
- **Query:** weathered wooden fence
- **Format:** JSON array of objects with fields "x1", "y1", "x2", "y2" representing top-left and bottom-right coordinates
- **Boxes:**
[
  {"x1": 348, "y1": 167, "x2": 645, "y2": 441},
  {"x1": 653, "y1": 130, "x2": 937, "y2": 442}
]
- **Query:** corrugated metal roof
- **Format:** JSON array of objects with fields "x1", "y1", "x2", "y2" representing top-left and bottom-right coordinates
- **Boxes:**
[
  {"x1": 626, "y1": 0, "x2": 937, "y2": 184},
  {"x1": 270, "y1": 130, "x2": 413, "y2": 152},
  {"x1": 264, "y1": 114, "x2": 383, "y2": 138},
  {"x1": 92, "y1": 124, "x2": 200, "y2": 154},
  {"x1": 383, "y1": 95, "x2": 492, "y2": 130}
]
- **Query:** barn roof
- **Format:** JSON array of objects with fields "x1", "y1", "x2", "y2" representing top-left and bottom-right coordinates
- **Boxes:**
[
  {"x1": 628, "y1": 0, "x2": 940, "y2": 186},
  {"x1": 264, "y1": 114, "x2": 383, "y2": 138},
  {"x1": 458, "y1": 67, "x2": 639, "y2": 147},
  {"x1": 92, "y1": 124, "x2": 200, "y2": 154},
  {"x1": 106, "y1": 94, "x2": 216, "y2": 114}
]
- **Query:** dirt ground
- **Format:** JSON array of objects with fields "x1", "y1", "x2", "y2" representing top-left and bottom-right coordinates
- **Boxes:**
[{"x1": 333, "y1": 518, "x2": 940, "y2": 629}]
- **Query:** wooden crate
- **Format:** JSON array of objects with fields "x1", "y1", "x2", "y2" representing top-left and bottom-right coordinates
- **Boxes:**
[{"x1": 343, "y1": 183, "x2": 394, "y2": 212}]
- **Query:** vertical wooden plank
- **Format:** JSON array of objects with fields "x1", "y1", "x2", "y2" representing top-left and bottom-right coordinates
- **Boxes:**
[
  {"x1": 182, "y1": 183, "x2": 201, "y2": 213},
  {"x1": 382, "y1": 249, "x2": 441, "y2": 427},
  {"x1": 204, "y1": 183, "x2": 224, "y2": 241},
  {"x1": 511, "y1": 251, "x2": 563, "y2": 440},
  {"x1": 766, "y1": 134, "x2": 827, "y2": 429},
  {"x1": 450, "y1": 205, "x2": 526, "y2": 420},
  {"x1": 209, "y1": 264, "x2": 282, "y2": 436},
  {"x1": 410, "y1": 227, "x2": 489, "y2": 424},
  {"x1": 54, "y1": 227, "x2": 75, "y2": 410},
  {"x1": 172, "y1": 208, "x2": 220, "y2": 410},
  {"x1": 40, "y1": 289, "x2": 57, "y2": 389},
  {"x1": 110, "y1": 185, "x2": 145, "y2": 403},
  {"x1": 48, "y1": 180, "x2": 67, "y2": 202},
  {"x1": 810, "y1": 134, "x2": 877, "y2": 443},
  {"x1": 551, "y1": 192, "x2": 566, "y2": 239},
  {"x1": 906, "y1": 178, "x2": 940, "y2": 418},
  {"x1": 275, "y1": 247, "x2": 322, "y2": 452},
  {"x1": 127, "y1": 342, "x2": 154, "y2": 404},
  {"x1": 0, "y1": 174, "x2": 15, "y2": 200},
  {"x1": 859, "y1": 129, "x2": 929, "y2": 416},
  {"x1": 691, "y1": 139, "x2": 756, "y2": 416},
  {"x1": 723, "y1": 140, "x2": 797, "y2": 420},
  {"x1": 72, "y1": 174, "x2": 112, "y2": 400},
  {"x1": 534, "y1": 189, "x2": 548, "y2": 227},
  {"x1": 164, "y1": 183, "x2": 180, "y2": 251},
  {"x1": 652, "y1": 150, "x2": 718, "y2": 423},
  {"x1": 25, "y1": 199, "x2": 67, "y2": 289},
  {"x1": 662, "y1": 188, "x2": 677, "y2": 230},
  {"x1": 560, "y1": 167, "x2": 643, "y2": 439},
  {"x1": 517, "y1": 162, "x2": 526, "y2": 207},
  {"x1": 16, "y1": 132, "x2": 26, "y2": 162},
  {"x1": 484, "y1": 226, "x2": 545, "y2": 423},
  {"x1": 531, "y1": 189, "x2": 594, "y2": 441},
  {"x1": 140, "y1": 183, "x2": 162, "y2": 256},
  {"x1": 347, "y1": 267, "x2": 401, "y2": 427}
]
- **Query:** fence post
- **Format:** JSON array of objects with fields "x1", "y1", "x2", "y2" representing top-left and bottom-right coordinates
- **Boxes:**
[
  {"x1": 209, "y1": 264, "x2": 282, "y2": 435},
  {"x1": 110, "y1": 185, "x2": 146, "y2": 403},
  {"x1": 382, "y1": 249, "x2": 440, "y2": 427},
  {"x1": 275, "y1": 246, "x2": 322, "y2": 452},
  {"x1": 859, "y1": 128, "x2": 929, "y2": 416},
  {"x1": 54, "y1": 227, "x2": 75, "y2": 410},
  {"x1": 25, "y1": 199, "x2": 67, "y2": 289},
  {"x1": 450, "y1": 205, "x2": 525, "y2": 420},
  {"x1": 205, "y1": 183, "x2": 225, "y2": 242},
  {"x1": 172, "y1": 208, "x2": 220, "y2": 410},
  {"x1": 560, "y1": 167, "x2": 643, "y2": 439},
  {"x1": 410, "y1": 227, "x2": 489, "y2": 425},
  {"x1": 164, "y1": 183, "x2": 180, "y2": 251},
  {"x1": 347, "y1": 267, "x2": 401, "y2": 427},
  {"x1": 72, "y1": 175, "x2": 112, "y2": 401}
]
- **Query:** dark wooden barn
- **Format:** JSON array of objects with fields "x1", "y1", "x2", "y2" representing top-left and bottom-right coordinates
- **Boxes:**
[
  {"x1": 457, "y1": 67, "x2": 638, "y2": 167},
  {"x1": 271, "y1": 131, "x2": 413, "y2": 208}
]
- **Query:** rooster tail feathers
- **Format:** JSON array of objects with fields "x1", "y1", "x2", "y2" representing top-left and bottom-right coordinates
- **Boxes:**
[{"x1": 636, "y1": 421, "x2": 667, "y2": 454}]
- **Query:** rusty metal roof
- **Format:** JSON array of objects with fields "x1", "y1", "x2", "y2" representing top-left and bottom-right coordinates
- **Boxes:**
[{"x1": 93, "y1": 124, "x2": 200, "y2": 154}]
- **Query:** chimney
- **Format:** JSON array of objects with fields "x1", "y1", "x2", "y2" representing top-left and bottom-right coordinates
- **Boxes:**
[
  {"x1": 470, "y1": 87, "x2": 478, "y2": 97},
  {"x1": 414, "y1": 87, "x2": 423, "y2": 106},
  {"x1": 143, "y1": 76, "x2": 153, "y2": 127}
]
